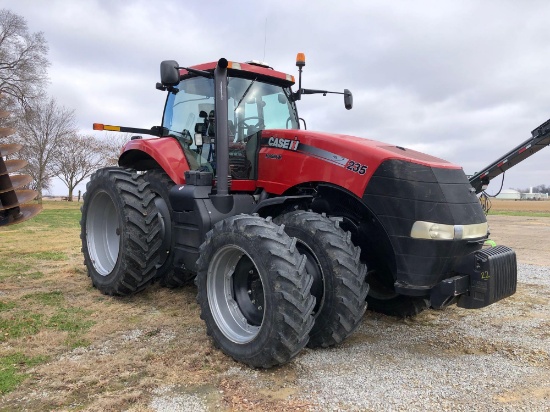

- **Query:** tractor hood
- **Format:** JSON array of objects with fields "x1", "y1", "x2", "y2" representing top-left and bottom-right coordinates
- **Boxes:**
[
  {"x1": 257, "y1": 128, "x2": 486, "y2": 291},
  {"x1": 257, "y1": 129, "x2": 460, "y2": 198}
]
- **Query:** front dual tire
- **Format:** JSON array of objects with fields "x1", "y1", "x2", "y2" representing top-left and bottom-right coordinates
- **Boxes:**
[
  {"x1": 274, "y1": 211, "x2": 369, "y2": 348},
  {"x1": 196, "y1": 211, "x2": 370, "y2": 367},
  {"x1": 196, "y1": 215, "x2": 316, "y2": 368}
]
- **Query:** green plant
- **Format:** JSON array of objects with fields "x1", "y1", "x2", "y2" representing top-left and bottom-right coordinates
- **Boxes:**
[
  {"x1": 0, "y1": 302, "x2": 16, "y2": 312},
  {"x1": 0, "y1": 312, "x2": 44, "y2": 341},
  {"x1": 488, "y1": 210, "x2": 550, "y2": 217},
  {"x1": 22, "y1": 291, "x2": 64, "y2": 306},
  {"x1": 0, "y1": 353, "x2": 49, "y2": 394},
  {"x1": 47, "y1": 307, "x2": 95, "y2": 333}
]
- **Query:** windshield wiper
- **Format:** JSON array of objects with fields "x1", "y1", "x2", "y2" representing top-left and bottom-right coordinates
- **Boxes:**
[{"x1": 234, "y1": 78, "x2": 257, "y2": 111}]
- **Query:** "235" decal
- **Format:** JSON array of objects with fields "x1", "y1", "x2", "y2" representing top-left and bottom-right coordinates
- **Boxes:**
[{"x1": 346, "y1": 160, "x2": 368, "y2": 175}]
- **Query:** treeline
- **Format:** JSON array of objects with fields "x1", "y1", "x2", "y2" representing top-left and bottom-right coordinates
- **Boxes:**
[
  {"x1": 513, "y1": 184, "x2": 550, "y2": 194},
  {"x1": 0, "y1": 9, "x2": 122, "y2": 201}
]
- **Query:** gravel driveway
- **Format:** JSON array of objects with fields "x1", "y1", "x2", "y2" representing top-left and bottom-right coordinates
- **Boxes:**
[
  {"x1": 150, "y1": 215, "x2": 549, "y2": 411},
  {"x1": 292, "y1": 263, "x2": 550, "y2": 411}
]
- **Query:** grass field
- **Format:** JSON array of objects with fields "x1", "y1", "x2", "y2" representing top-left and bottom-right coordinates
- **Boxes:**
[
  {"x1": 0, "y1": 199, "x2": 548, "y2": 410},
  {"x1": 0, "y1": 201, "x2": 245, "y2": 411},
  {"x1": 0, "y1": 201, "x2": 90, "y2": 396}
]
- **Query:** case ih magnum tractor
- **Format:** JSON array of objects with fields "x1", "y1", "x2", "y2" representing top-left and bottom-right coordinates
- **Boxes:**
[{"x1": 82, "y1": 55, "x2": 517, "y2": 368}]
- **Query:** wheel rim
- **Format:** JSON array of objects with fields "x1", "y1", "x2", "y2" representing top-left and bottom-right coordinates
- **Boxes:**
[
  {"x1": 296, "y1": 241, "x2": 324, "y2": 316},
  {"x1": 207, "y1": 245, "x2": 264, "y2": 344},
  {"x1": 86, "y1": 191, "x2": 120, "y2": 276}
]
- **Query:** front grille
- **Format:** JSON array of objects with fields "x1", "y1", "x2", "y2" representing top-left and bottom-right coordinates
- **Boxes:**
[{"x1": 362, "y1": 159, "x2": 486, "y2": 288}]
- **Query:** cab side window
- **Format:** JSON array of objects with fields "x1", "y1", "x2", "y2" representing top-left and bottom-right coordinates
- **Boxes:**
[{"x1": 163, "y1": 77, "x2": 215, "y2": 171}]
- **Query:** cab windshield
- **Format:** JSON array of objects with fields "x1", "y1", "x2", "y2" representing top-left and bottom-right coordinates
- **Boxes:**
[
  {"x1": 162, "y1": 75, "x2": 299, "y2": 176},
  {"x1": 163, "y1": 76, "x2": 298, "y2": 141}
]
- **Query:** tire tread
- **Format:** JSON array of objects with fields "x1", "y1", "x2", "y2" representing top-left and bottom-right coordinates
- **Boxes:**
[
  {"x1": 275, "y1": 210, "x2": 369, "y2": 348},
  {"x1": 196, "y1": 214, "x2": 315, "y2": 368},
  {"x1": 80, "y1": 167, "x2": 162, "y2": 296}
]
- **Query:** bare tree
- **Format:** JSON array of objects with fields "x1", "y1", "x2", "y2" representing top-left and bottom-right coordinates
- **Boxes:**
[
  {"x1": 15, "y1": 98, "x2": 77, "y2": 202},
  {"x1": 0, "y1": 9, "x2": 50, "y2": 200},
  {"x1": 100, "y1": 131, "x2": 132, "y2": 166},
  {"x1": 53, "y1": 134, "x2": 109, "y2": 201},
  {"x1": 514, "y1": 185, "x2": 550, "y2": 194},
  {"x1": 0, "y1": 9, "x2": 49, "y2": 108}
]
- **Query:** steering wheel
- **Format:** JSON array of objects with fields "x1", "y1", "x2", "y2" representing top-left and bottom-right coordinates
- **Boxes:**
[
  {"x1": 237, "y1": 116, "x2": 265, "y2": 130},
  {"x1": 181, "y1": 129, "x2": 193, "y2": 145},
  {"x1": 235, "y1": 116, "x2": 265, "y2": 142}
]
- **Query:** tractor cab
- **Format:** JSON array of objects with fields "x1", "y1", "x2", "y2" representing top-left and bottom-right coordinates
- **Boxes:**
[{"x1": 160, "y1": 61, "x2": 300, "y2": 179}]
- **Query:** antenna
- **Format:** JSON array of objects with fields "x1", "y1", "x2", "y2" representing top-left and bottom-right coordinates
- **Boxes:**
[{"x1": 263, "y1": 18, "x2": 267, "y2": 61}]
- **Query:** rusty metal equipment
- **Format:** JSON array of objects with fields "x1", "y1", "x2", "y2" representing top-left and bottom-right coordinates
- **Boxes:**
[{"x1": 0, "y1": 93, "x2": 42, "y2": 226}]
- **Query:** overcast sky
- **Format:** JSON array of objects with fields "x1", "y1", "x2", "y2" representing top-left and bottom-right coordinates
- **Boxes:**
[{"x1": 5, "y1": 0, "x2": 550, "y2": 195}]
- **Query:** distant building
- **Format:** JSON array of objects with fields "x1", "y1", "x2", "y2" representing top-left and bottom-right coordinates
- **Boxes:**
[
  {"x1": 495, "y1": 188, "x2": 549, "y2": 200},
  {"x1": 521, "y1": 187, "x2": 549, "y2": 200},
  {"x1": 496, "y1": 189, "x2": 521, "y2": 200}
]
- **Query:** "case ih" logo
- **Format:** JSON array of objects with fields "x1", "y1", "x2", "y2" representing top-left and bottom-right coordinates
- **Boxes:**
[{"x1": 267, "y1": 137, "x2": 300, "y2": 151}]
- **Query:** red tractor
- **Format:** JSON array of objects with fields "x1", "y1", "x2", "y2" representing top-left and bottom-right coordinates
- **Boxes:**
[{"x1": 82, "y1": 55, "x2": 517, "y2": 368}]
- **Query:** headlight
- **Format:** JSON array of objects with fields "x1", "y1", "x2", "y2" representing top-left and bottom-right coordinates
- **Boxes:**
[{"x1": 410, "y1": 221, "x2": 488, "y2": 241}]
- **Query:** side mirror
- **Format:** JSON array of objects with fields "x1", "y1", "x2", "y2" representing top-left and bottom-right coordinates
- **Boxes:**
[
  {"x1": 344, "y1": 89, "x2": 353, "y2": 110},
  {"x1": 160, "y1": 60, "x2": 180, "y2": 86},
  {"x1": 278, "y1": 94, "x2": 287, "y2": 104}
]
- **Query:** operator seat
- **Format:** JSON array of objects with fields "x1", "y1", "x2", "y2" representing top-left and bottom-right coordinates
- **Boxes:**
[{"x1": 207, "y1": 110, "x2": 215, "y2": 137}]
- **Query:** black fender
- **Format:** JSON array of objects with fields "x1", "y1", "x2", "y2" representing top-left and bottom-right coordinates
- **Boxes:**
[{"x1": 252, "y1": 195, "x2": 313, "y2": 217}]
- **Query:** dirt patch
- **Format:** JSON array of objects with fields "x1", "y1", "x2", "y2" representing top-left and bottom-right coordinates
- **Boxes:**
[
  {"x1": 488, "y1": 199, "x2": 550, "y2": 213},
  {"x1": 487, "y1": 215, "x2": 550, "y2": 265}
]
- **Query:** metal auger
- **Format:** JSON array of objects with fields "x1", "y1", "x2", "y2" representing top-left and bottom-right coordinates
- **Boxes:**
[{"x1": 0, "y1": 95, "x2": 42, "y2": 226}]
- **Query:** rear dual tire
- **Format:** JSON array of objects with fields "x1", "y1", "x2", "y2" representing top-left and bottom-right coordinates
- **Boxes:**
[
  {"x1": 80, "y1": 167, "x2": 162, "y2": 295},
  {"x1": 142, "y1": 169, "x2": 196, "y2": 287}
]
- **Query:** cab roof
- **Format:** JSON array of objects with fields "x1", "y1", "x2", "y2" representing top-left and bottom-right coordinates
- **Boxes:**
[{"x1": 179, "y1": 60, "x2": 296, "y2": 87}]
